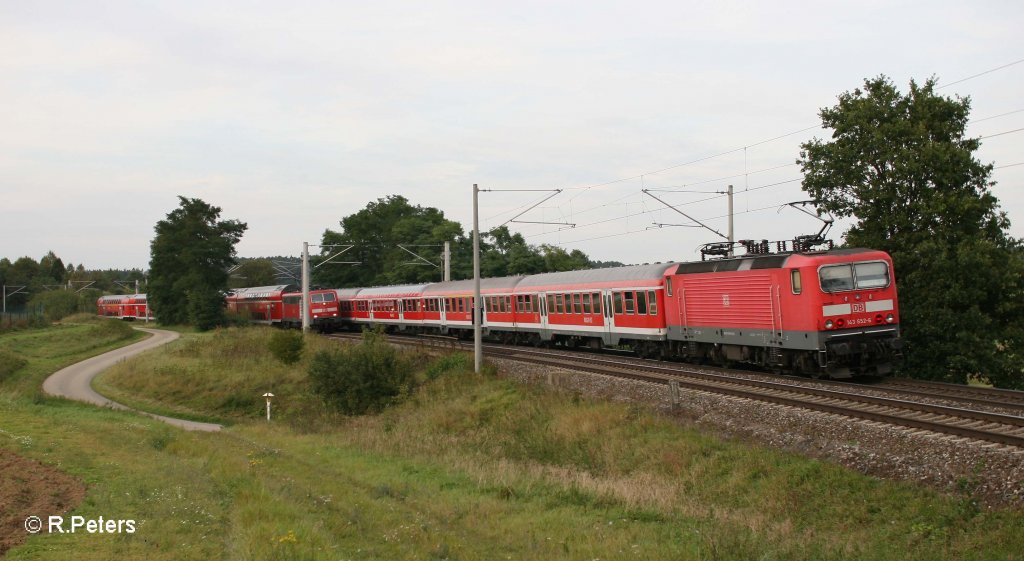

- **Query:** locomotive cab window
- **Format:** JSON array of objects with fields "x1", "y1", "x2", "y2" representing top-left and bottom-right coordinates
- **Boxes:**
[
  {"x1": 791, "y1": 269, "x2": 802, "y2": 295},
  {"x1": 819, "y1": 261, "x2": 890, "y2": 292},
  {"x1": 854, "y1": 262, "x2": 890, "y2": 288}
]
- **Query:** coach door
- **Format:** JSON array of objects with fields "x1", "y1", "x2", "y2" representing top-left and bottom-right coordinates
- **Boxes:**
[
  {"x1": 602, "y1": 290, "x2": 615, "y2": 343},
  {"x1": 538, "y1": 292, "x2": 549, "y2": 332}
]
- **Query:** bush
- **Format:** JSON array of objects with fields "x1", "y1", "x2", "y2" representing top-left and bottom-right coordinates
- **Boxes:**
[
  {"x1": 268, "y1": 329, "x2": 304, "y2": 365},
  {"x1": 308, "y1": 329, "x2": 413, "y2": 415},
  {"x1": 28, "y1": 290, "x2": 82, "y2": 322}
]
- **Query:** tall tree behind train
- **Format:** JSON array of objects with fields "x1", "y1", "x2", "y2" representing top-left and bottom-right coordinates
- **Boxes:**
[
  {"x1": 149, "y1": 197, "x2": 247, "y2": 329},
  {"x1": 317, "y1": 196, "x2": 591, "y2": 287},
  {"x1": 318, "y1": 195, "x2": 464, "y2": 288},
  {"x1": 798, "y1": 76, "x2": 1024, "y2": 388}
]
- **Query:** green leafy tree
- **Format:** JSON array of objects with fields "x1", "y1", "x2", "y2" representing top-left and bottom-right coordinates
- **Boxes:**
[
  {"x1": 540, "y1": 244, "x2": 591, "y2": 272},
  {"x1": 318, "y1": 195, "x2": 465, "y2": 287},
  {"x1": 798, "y1": 76, "x2": 1024, "y2": 387},
  {"x1": 149, "y1": 197, "x2": 247, "y2": 327},
  {"x1": 318, "y1": 197, "x2": 592, "y2": 287},
  {"x1": 229, "y1": 258, "x2": 278, "y2": 288},
  {"x1": 39, "y1": 251, "x2": 65, "y2": 284}
]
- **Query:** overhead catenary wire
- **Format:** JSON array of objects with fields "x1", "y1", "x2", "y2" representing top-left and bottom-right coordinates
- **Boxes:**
[
  {"x1": 937, "y1": 58, "x2": 1024, "y2": 89},
  {"x1": 523, "y1": 178, "x2": 803, "y2": 240},
  {"x1": 496, "y1": 56, "x2": 1024, "y2": 251}
]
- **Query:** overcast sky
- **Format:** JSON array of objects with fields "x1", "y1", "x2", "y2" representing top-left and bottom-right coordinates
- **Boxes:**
[{"x1": 2, "y1": 0, "x2": 1022, "y2": 271}]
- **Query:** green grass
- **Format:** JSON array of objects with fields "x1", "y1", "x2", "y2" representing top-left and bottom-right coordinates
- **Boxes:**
[{"x1": 2, "y1": 324, "x2": 1023, "y2": 560}]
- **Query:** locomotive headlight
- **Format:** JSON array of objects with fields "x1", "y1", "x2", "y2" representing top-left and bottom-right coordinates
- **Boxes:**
[
  {"x1": 825, "y1": 320, "x2": 834, "y2": 329},
  {"x1": 886, "y1": 313, "x2": 895, "y2": 323}
]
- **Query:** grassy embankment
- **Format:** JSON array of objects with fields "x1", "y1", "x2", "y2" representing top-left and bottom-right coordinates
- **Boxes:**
[{"x1": 2, "y1": 321, "x2": 1023, "y2": 560}]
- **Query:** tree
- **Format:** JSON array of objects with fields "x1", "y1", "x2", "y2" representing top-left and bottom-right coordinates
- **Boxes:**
[
  {"x1": 149, "y1": 197, "x2": 247, "y2": 327},
  {"x1": 798, "y1": 76, "x2": 1024, "y2": 388},
  {"x1": 318, "y1": 195, "x2": 464, "y2": 288},
  {"x1": 539, "y1": 244, "x2": 591, "y2": 272},
  {"x1": 229, "y1": 258, "x2": 278, "y2": 288},
  {"x1": 318, "y1": 197, "x2": 593, "y2": 287}
]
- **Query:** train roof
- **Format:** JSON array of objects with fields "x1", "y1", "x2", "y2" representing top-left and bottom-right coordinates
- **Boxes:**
[
  {"x1": 333, "y1": 288, "x2": 363, "y2": 297},
  {"x1": 227, "y1": 285, "x2": 295, "y2": 298},
  {"x1": 355, "y1": 284, "x2": 432, "y2": 298},
  {"x1": 98, "y1": 294, "x2": 145, "y2": 302},
  {"x1": 516, "y1": 263, "x2": 678, "y2": 289},
  {"x1": 422, "y1": 276, "x2": 525, "y2": 295},
  {"x1": 670, "y1": 248, "x2": 890, "y2": 274}
]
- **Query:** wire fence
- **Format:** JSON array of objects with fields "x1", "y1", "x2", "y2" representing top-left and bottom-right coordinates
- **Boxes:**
[{"x1": 0, "y1": 311, "x2": 46, "y2": 331}]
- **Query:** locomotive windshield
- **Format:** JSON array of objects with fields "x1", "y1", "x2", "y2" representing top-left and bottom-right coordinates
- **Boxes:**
[{"x1": 819, "y1": 261, "x2": 890, "y2": 292}]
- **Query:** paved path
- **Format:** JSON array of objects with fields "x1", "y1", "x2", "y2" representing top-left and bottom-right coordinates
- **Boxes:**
[{"x1": 42, "y1": 327, "x2": 223, "y2": 432}]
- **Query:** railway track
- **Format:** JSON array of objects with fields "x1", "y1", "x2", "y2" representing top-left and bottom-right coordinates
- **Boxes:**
[{"x1": 326, "y1": 332, "x2": 1024, "y2": 449}]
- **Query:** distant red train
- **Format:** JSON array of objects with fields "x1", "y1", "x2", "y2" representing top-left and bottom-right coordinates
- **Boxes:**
[
  {"x1": 96, "y1": 294, "x2": 154, "y2": 321},
  {"x1": 99, "y1": 246, "x2": 902, "y2": 378},
  {"x1": 223, "y1": 285, "x2": 341, "y2": 329}
]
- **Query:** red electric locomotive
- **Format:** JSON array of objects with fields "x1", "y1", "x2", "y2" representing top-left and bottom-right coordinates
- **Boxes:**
[
  {"x1": 662, "y1": 248, "x2": 900, "y2": 377},
  {"x1": 281, "y1": 288, "x2": 342, "y2": 330}
]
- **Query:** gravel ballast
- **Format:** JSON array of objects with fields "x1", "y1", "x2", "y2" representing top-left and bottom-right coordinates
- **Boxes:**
[{"x1": 492, "y1": 358, "x2": 1024, "y2": 509}]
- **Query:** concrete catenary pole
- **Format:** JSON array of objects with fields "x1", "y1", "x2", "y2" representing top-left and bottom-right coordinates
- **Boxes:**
[
  {"x1": 727, "y1": 184, "x2": 734, "y2": 257},
  {"x1": 443, "y1": 241, "x2": 451, "y2": 282},
  {"x1": 472, "y1": 184, "x2": 482, "y2": 373},
  {"x1": 301, "y1": 241, "x2": 310, "y2": 332}
]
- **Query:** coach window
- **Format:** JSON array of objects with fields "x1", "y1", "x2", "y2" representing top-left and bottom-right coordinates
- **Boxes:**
[
  {"x1": 624, "y1": 292, "x2": 635, "y2": 314},
  {"x1": 591, "y1": 292, "x2": 602, "y2": 314},
  {"x1": 613, "y1": 292, "x2": 624, "y2": 315},
  {"x1": 791, "y1": 270, "x2": 802, "y2": 294},
  {"x1": 637, "y1": 291, "x2": 647, "y2": 315},
  {"x1": 572, "y1": 293, "x2": 582, "y2": 314},
  {"x1": 582, "y1": 293, "x2": 592, "y2": 314},
  {"x1": 552, "y1": 294, "x2": 562, "y2": 314},
  {"x1": 547, "y1": 295, "x2": 555, "y2": 314},
  {"x1": 526, "y1": 295, "x2": 534, "y2": 313}
]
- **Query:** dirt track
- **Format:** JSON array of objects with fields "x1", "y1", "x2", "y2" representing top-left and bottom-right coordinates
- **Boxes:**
[{"x1": 42, "y1": 327, "x2": 222, "y2": 432}]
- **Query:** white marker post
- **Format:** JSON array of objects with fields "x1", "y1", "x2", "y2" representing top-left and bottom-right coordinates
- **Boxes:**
[{"x1": 262, "y1": 392, "x2": 275, "y2": 421}]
